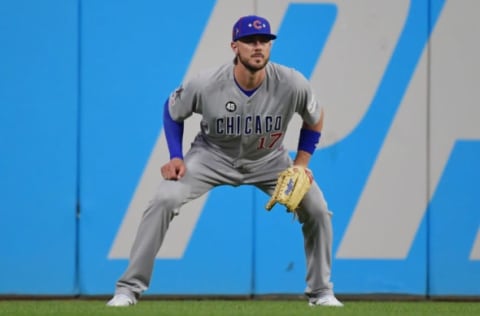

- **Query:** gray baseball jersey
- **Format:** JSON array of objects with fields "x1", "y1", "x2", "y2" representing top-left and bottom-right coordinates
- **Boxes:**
[
  {"x1": 114, "y1": 61, "x2": 335, "y2": 302},
  {"x1": 168, "y1": 62, "x2": 321, "y2": 164}
]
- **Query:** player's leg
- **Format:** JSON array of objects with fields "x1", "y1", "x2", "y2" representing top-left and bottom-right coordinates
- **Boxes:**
[
  {"x1": 296, "y1": 184, "x2": 342, "y2": 306},
  {"x1": 113, "y1": 179, "x2": 198, "y2": 303},
  {"x1": 109, "y1": 145, "x2": 228, "y2": 305},
  {"x1": 253, "y1": 151, "x2": 342, "y2": 307}
]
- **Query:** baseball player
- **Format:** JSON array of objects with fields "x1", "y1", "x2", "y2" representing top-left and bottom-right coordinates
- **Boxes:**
[{"x1": 107, "y1": 15, "x2": 343, "y2": 307}]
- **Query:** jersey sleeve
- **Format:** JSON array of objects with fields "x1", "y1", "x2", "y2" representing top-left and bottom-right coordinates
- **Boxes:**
[
  {"x1": 167, "y1": 77, "x2": 202, "y2": 122},
  {"x1": 291, "y1": 70, "x2": 322, "y2": 126}
]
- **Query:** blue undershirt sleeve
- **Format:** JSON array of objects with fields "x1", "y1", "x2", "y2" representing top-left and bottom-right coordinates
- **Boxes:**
[{"x1": 163, "y1": 99, "x2": 184, "y2": 159}]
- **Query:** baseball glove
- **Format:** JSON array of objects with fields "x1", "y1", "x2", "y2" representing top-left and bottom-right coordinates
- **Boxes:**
[{"x1": 265, "y1": 166, "x2": 313, "y2": 212}]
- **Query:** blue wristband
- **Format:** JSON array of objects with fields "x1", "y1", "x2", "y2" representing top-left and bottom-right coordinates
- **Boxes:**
[
  {"x1": 297, "y1": 128, "x2": 321, "y2": 154},
  {"x1": 163, "y1": 99, "x2": 184, "y2": 159}
]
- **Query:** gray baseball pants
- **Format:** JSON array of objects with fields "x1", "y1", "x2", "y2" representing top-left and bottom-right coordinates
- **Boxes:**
[{"x1": 115, "y1": 141, "x2": 334, "y2": 299}]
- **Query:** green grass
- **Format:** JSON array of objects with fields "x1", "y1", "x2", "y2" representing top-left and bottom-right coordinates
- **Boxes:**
[{"x1": 1, "y1": 299, "x2": 479, "y2": 316}]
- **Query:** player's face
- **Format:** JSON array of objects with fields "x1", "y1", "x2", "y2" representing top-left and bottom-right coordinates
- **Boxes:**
[{"x1": 233, "y1": 35, "x2": 272, "y2": 72}]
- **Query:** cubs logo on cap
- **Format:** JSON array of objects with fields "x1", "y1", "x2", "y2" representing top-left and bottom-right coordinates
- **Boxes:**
[{"x1": 232, "y1": 15, "x2": 277, "y2": 41}]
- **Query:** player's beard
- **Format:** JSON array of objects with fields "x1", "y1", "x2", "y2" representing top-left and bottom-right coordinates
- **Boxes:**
[{"x1": 237, "y1": 53, "x2": 269, "y2": 73}]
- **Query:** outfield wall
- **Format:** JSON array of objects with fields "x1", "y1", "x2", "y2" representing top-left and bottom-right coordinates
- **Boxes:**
[{"x1": 1, "y1": 0, "x2": 479, "y2": 297}]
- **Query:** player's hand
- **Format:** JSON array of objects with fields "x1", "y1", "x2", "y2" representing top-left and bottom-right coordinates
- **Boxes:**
[
  {"x1": 294, "y1": 165, "x2": 313, "y2": 183},
  {"x1": 161, "y1": 158, "x2": 186, "y2": 180}
]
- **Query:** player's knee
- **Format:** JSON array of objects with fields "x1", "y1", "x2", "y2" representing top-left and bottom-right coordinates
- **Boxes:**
[
  {"x1": 297, "y1": 199, "x2": 332, "y2": 223},
  {"x1": 150, "y1": 190, "x2": 183, "y2": 211}
]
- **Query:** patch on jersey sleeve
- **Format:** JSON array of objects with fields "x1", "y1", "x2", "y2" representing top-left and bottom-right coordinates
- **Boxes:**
[
  {"x1": 169, "y1": 85, "x2": 184, "y2": 107},
  {"x1": 307, "y1": 97, "x2": 319, "y2": 114}
]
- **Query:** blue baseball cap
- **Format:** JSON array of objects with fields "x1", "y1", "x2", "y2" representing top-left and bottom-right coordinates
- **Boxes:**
[{"x1": 232, "y1": 15, "x2": 277, "y2": 42}]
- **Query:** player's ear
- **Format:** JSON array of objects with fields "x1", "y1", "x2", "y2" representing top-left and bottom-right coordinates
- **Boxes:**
[{"x1": 231, "y1": 41, "x2": 238, "y2": 53}]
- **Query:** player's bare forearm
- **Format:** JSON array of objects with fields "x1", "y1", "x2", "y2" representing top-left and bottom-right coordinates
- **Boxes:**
[{"x1": 293, "y1": 150, "x2": 312, "y2": 167}]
